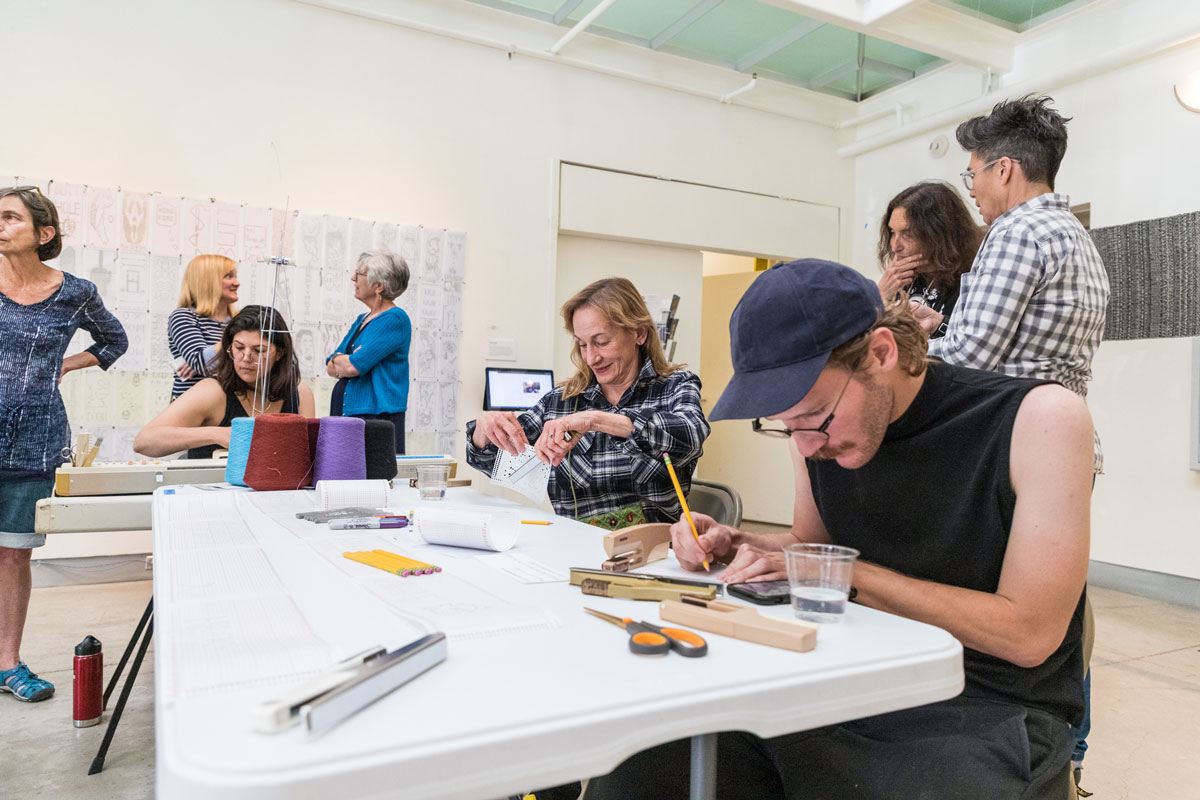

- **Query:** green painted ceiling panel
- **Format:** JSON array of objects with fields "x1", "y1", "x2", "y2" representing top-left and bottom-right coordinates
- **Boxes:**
[
  {"x1": 945, "y1": 0, "x2": 1082, "y2": 25},
  {"x1": 864, "y1": 37, "x2": 942, "y2": 72},
  {"x1": 755, "y1": 25, "x2": 859, "y2": 83},
  {"x1": 494, "y1": 0, "x2": 564, "y2": 15},
  {"x1": 663, "y1": 0, "x2": 815, "y2": 65}
]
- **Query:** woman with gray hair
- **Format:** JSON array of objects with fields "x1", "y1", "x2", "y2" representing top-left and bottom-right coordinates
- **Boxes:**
[{"x1": 326, "y1": 250, "x2": 412, "y2": 452}]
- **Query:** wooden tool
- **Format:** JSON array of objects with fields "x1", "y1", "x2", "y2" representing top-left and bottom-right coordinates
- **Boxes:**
[
  {"x1": 569, "y1": 567, "x2": 720, "y2": 602},
  {"x1": 659, "y1": 597, "x2": 819, "y2": 653},
  {"x1": 408, "y1": 477, "x2": 472, "y2": 489},
  {"x1": 602, "y1": 523, "x2": 672, "y2": 572}
]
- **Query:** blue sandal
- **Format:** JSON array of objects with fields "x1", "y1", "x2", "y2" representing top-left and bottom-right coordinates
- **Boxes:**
[{"x1": 0, "y1": 662, "x2": 55, "y2": 702}]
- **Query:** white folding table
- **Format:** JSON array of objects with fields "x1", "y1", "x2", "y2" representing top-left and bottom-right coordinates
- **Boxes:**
[{"x1": 152, "y1": 485, "x2": 963, "y2": 799}]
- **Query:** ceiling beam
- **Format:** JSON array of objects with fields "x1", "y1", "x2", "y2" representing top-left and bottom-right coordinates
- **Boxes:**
[
  {"x1": 650, "y1": 0, "x2": 726, "y2": 50},
  {"x1": 860, "y1": 57, "x2": 914, "y2": 83},
  {"x1": 809, "y1": 60, "x2": 857, "y2": 91},
  {"x1": 761, "y1": 0, "x2": 1016, "y2": 73},
  {"x1": 733, "y1": 19, "x2": 824, "y2": 72},
  {"x1": 551, "y1": 0, "x2": 586, "y2": 26}
]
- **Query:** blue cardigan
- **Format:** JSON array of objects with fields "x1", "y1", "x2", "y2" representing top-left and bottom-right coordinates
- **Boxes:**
[{"x1": 330, "y1": 307, "x2": 411, "y2": 415}]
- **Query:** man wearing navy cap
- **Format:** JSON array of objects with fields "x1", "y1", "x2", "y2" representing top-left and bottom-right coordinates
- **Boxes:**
[{"x1": 584, "y1": 258, "x2": 1092, "y2": 799}]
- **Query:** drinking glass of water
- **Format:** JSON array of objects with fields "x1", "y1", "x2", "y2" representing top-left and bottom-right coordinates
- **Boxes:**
[
  {"x1": 416, "y1": 465, "x2": 449, "y2": 501},
  {"x1": 783, "y1": 543, "x2": 859, "y2": 624}
]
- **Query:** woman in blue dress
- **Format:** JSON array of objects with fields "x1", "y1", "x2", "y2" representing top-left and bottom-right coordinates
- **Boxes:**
[{"x1": 0, "y1": 186, "x2": 127, "y2": 703}]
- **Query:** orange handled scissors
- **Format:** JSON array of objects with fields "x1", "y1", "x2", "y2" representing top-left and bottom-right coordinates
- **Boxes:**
[{"x1": 584, "y1": 608, "x2": 708, "y2": 657}]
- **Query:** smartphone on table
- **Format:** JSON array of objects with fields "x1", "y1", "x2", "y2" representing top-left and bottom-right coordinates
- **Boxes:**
[{"x1": 726, "y1": 580, "x2": 790, "y2": 605}]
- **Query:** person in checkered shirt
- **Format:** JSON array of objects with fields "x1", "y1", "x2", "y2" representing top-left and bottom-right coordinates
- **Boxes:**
[{"x1": 911, "y1": 94, "x2": 1108, "y2": 797}]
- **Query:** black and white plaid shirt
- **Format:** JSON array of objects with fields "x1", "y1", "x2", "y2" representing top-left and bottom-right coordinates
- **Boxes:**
[
  {"x1": 466, "y1": 359, "x2": 710, "y2": 523},
  {"x1": 929, "y1": 193, "x2": 1109, "y2": 471}
]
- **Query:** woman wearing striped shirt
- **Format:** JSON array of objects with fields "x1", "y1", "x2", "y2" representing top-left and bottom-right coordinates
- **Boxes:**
[{"x1": 167, "y1": 254, "x2": 239, "y2": 399}]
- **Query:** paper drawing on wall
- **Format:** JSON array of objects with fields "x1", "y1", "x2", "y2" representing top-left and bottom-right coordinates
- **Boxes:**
[
  {"x1": 291, "y1": 268, "x2": 322, "y2": 324},
  {"x1": 320, "y1": 269, "x2": 350, "y2": 323},
  {"x1": 212, "y1": 202, "x2": 241, "y2": 260},
  {"x1": 350, "y1": 218, "x2": 374, "y2": 258},
  {"x1": 47, "y1": 182, "x2": 85, "y2": 243},
  {"x1": 114, "y1": 310, "x2": 150, "y2": 372},
  {"x1": 181, "y1": 198, "x2": 214, "y2": 257},
  {"x1": 296, "y1": 214, "x2": 322, "y2": 269},
  {"x1": 145, "y1": 372, "x2": 173, "y2": 409},
  {"x1": 445, "y1": 231, "x2": 466, "y2": 282},
  {"x1": 80, "y1": 369, "x2": 115, "y2": 428},
  {"x1": 151, "y1": 195, "x2": 182, "y2": 255},
  {"x1": 150, "y1": 254, "x2": 182, "y2": 315},
  {"x1": 373, "y1": 222, "x2": 398, "y2": 253},
  {"x1": 269, "y1": 208, "x2": 297, "y2": 261},
  {"x1": 414, "y1": 380, "x2": 438, "y2": 430},
  {"x1": 419, "y1": 227, "x2": 444, "y2": 281},
  {"x1": 413, "y1": 328, "x2": 437, "y2": 383},
  {"x1": 114, "y1": 372, "x2": 147, "y2": 426},
  {"x1": 323, "y1": 216, "x2": 349, "y2": 273},
  {"x1": 438, "y1": 334, "x2": 460, "y2": 383},
  {"x1": 398, "y1": 226, "x2": 420, "y2": 270},
  {"x1": 121, "y1": 191, "x2": 151, "y2": 252},
  {"x1": 320, "y1": 323, "x2": 344, "y2": 364},
  {"x1": 53, "y1": 245, "x2": 78, "y2": 275},
  {"x1": 438, "y1": 381, "x2": 457, "y2": 431},
  {"x1": 241, "y1": 206, "x2": 270, "y2": 262},
  {"x1": 114, "y1": 252, "x2": 150, "y2": 313},
  {"x1": 442, "y1": 282, "x2": 463, "y2": 334},
  {"x1": 417, "y1": 282, "x2": 442, "y2": 329},
  {"x1": 293, "y1": 324, "x2": 321, "y2": 379},
  {"x1": 84, "y1": 186, "x2": 119, "y2": 248},
  {"x1": 437, "y1": 432, "x2": 456, "y2": 458},
  {"x1": 149, "y1": 312, "x2": 174, "y2": 373},
  {"x1": 79, "y1": 248, "x2": 117, "y2": 297}
]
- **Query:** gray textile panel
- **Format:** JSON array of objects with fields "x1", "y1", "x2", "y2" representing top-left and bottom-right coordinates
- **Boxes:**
[{"x1": 1090, "y1": 210, "x2": 1200, "y2": 341}]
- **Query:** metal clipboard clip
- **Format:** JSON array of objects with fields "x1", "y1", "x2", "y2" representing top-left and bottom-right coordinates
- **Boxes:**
[{"x1": 251, "y1": 633, "x2": 448, "y2": 736}]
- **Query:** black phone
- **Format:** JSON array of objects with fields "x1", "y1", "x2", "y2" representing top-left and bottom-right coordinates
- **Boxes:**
[{"x1": 726, "y1": 580, "x2": 791, "y2": 605}]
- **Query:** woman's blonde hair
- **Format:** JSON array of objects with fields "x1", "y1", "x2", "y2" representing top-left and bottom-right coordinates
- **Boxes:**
[
  {"x1": 178, "y1": 254, "x2": 237, "y2": 318},
  {"x1": 560, "y1": 277, "x2": 680, "y2": 399}
]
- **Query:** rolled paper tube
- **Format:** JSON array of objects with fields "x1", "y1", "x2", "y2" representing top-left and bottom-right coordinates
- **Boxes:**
[
  {"x1": 243, "y1": 413, "x2": 313, "y2": 491},
  {"x1": 305, "y1": 418, "x2": 322, "y2": 486},
  {"x1": 224, "y1": 417, "x2": 256, "y2": 487},
  {"x1": 363, "y1": 420, "x2": 399, "y2": 481},
  {"x1": 313, "y1": 416, "x2": 368, "y2": 484}
]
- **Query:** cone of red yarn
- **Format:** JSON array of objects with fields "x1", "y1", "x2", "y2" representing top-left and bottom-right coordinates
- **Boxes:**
[{"x1": 243, "y1": 413, "x2": 313, "y2": 491}]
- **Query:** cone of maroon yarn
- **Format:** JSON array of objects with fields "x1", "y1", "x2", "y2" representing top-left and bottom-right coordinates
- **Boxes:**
[
  {"x1": 305, "y1": 418, "x2": 321, "y2": 486},
  {"x1": 243, "y1": 413, "x2": 313, "y2": 491},
  {"x1": 363, "y1": 420, "x2": 398, "y2": 481}
]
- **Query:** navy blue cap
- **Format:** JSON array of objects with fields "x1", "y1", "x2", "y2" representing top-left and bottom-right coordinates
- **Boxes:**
[{"x1": 709, "y1": 259, "x2": 883, "y2": 422}]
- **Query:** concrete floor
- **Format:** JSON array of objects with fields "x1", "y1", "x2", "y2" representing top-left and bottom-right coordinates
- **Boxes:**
[{"x1": 2, "y1": 579, "x2": 1197, "y2": 799}]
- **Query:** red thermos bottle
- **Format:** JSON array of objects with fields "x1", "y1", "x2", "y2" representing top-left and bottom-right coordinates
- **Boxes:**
[{"x1": 73, "y1": 635, "x2": 103, "y2": 728}]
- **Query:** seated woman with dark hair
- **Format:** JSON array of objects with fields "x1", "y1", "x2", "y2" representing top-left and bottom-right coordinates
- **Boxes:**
[
  {"x1": 135, "y1": 305, "x2": 315, "y2": 459},
  {"x1": 876, "y1": 181, "x2": 984, "y2": 338}
]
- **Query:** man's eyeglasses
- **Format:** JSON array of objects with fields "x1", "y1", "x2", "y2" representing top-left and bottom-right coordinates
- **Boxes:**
[
  {"x1": 751, "y1": 370, "x2": 853, "y2": 443},
  {"x1": 959, "y1": 157, "x2": 1019, "y2": 191}
]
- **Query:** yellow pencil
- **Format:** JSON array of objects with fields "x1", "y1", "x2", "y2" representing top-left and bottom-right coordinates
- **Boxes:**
[
  {"x1": 662, "y1": 453, "x2": 709, "y2": 572},
  {"x1": 521, "y1": 520, "x2": 552, "y2": 525},
  {"x1": 371, "y1": 550, "x2": 442, "y2": 574},
  {"x1": 344, "y1": 551, "x2": 412, "y2": 576}
]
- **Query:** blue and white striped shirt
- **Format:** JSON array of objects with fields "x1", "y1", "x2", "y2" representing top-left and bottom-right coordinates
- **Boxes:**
[
  {"x1": 167, "y1": 307, "x2": 226, "y2": 399},
  {"x1": 0, "y1": 272, "x2": 127, "y2": 476}
]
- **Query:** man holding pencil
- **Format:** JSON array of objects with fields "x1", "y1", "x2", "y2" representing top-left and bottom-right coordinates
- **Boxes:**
[{"x1": 584, "y1": 258, "x2": 1091, "y2": 800}]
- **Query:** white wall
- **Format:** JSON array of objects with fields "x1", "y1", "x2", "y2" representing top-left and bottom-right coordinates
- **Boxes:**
[
  {"x1": 5, "y1": 0, "x2": 853, "y2": 475},
  {"x1": 850, "y1": 39, "x2": 1200, "y2": 580}
]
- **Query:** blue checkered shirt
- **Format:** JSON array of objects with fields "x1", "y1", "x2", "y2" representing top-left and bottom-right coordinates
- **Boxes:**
[
  {"x1": 466, "y1": 359, "x2": 710, "y2": 523},
  {"x1": 929, "y1": 193, "x2": 1109, "y2": 471}
]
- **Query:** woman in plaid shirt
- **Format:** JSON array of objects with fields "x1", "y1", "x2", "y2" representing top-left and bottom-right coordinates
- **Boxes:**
[{"x1": 467, "y1": 278, "x2": 710, "y2": 529}]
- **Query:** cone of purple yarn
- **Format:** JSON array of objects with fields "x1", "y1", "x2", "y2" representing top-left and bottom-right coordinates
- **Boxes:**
[{"x1": 313, "y1": 416, "x2": 367, "y2": 484}]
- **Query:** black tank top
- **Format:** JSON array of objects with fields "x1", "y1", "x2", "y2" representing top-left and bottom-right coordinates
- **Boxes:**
[
  {"x1": 186, "y1": 387, "x2": 300, "y2": 460},
  {"x1": 807, "y1": 361, "x2": 1085, "y2": 725}
]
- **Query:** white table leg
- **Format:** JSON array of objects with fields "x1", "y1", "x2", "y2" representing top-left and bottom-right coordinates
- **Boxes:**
[{"x1": 689, "y1": 732, "x2": 717, "y2": 800}]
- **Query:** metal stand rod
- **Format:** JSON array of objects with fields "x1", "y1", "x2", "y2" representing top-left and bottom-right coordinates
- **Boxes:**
[
  {"x1": 103, "y1": 597, "x2": 153, "y2": 709},
  {"x1": 89, "y1": 616, "x2": 153, "y2": 775},
  {"x1": 689, "y1": 732, "x2": 718, "y2": 800}
]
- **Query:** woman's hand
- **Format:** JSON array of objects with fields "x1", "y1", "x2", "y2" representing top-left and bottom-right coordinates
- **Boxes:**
[
  {"x1": 326, "y1": 357, "x2": 340, "y2": 378},
  {"x1": 878, "y1": 253, "x2": 926, "y2": 300},
  {"x1": 721, "y1": 544, "x2": 787, "y2": 584},
  {"x1": 175, "y1": 362, "x2": 197, "y2": 380},
  {"x1": 533, "y1": 411, "x2": 594, "y2": 466},
  {"x1": 59, "y1": 352, "x2": 99, "y2": 383},
  {"x1": 471, "y1": 411, "x2": 529, "y2": 456}
]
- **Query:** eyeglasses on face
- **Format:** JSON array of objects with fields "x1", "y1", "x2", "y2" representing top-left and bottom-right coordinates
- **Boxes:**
[
  {"x1": 751, "y1": 370, "x2": 854, "y2": 443},
  {"x1": 960, "y1": 157, "x2": 1019, "y2": 191}
]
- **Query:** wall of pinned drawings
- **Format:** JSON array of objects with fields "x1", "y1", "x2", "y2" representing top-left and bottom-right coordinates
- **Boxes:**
[{"x1": 14, "y1": 174, "x2": 466, "y2": 462}]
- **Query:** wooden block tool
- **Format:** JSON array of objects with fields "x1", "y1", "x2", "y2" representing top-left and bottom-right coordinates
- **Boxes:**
[
  {"x1": 569, "y1": 567, "x2": 720, "y2": 602},
  {"x1": 602, "y1": 523, "x2": 672, "y2": 572},
  {"x1": 659, "y1": 597, "x2": 819, "y2": 653}
]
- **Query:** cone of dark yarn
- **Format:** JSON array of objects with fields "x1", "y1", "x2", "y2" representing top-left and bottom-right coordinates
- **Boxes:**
[
  {"x1": 242, "y1": 413, "x2": 313, "y2": 491},
  {"x1": 363, "y1": 420, "x2": 398, "y2": 480},
  {"x1": 313, "y1": 416, "x2": 368, "y2": 484}
]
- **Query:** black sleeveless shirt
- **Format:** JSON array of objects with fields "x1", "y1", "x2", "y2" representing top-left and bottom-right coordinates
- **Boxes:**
[
  {"x1": 186, "y1": 387, "x2": 300, "y2": 460},
  {"x1": 807, "y1": 361, "x2": 1085, "y2": 726}
]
